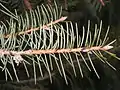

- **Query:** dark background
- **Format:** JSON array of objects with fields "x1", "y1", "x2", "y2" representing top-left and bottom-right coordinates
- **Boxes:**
[{"x1": 0, "y1": 0, "x2": 120, "y2": 90}]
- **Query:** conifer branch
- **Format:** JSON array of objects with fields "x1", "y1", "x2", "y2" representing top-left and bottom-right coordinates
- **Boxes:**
[
  {"x1": 0, "y1": 45, "x2": 114, "y2": 56},
  {"x1": 0, "y1": 1, "x2": 119, "y2": 84},
  {"x1": 4, "y1": 16, "x2": 67, "y2": 38}
]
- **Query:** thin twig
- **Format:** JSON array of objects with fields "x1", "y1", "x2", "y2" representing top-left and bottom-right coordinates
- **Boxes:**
[
  {"x1": 0, "y1": 45, "x2": 113, "y2": 56},
  {"x1": 4, "y1": 16, "x2": 67, "y2": 38},
  {"x1": 23, "y1": 0, "x2": 32, "y2": 10},
  {"x1": 99, "y1": 0, "x2": 105, "y2": 6}
]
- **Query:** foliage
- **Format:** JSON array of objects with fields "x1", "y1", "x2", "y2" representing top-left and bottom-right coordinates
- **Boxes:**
[{"x1": 0, "y1": 0, "x2": 120, "y2": 90}]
